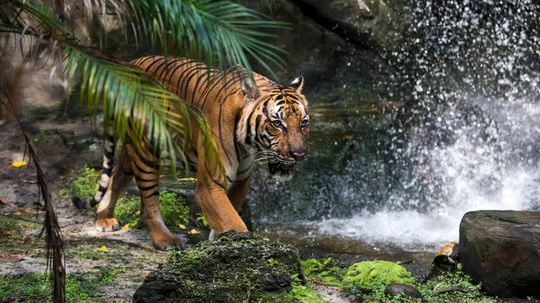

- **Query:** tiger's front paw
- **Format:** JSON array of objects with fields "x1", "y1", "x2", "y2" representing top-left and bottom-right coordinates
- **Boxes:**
[
  {"x1": 151, "y1": 232, "x2": 184, "y2": 251},
  {"x1": 95, "y1": 217, "x2": 120, "y2": 232}
]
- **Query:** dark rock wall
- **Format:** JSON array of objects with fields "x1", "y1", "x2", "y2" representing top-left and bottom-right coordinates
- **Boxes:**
[{"x1": 240, "y1": 0, "x2": 408, "y2": 104}]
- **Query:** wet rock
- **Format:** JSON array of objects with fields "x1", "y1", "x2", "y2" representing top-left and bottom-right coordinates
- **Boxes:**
[
  {"x1": 459, "y1": 210, "x2": 540, "y2": 297},
  {"x1": 239, "y1": 0, "x2": 402, "y2": 103},
  {"x1": 133, "y1": 232, "x2": 302, "y2": 303},
  {"x1": 384, "y1": 283, "x2": 423, "y2": 299}
]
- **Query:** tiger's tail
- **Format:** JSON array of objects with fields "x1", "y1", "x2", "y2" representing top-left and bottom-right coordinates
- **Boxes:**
[{"x1": 90, "y1": 128, "x2": 115, "y2": 207}]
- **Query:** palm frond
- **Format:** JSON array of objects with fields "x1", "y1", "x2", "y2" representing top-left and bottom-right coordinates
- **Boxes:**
[
  {"x1": 83, "y1": 0, "x2": 288, "y2": 78},
  {"x1": 64, "y1": 47, "x2": 221, "y2": 173},
  {"x1": 0, "y1": 63, "x2": 66, "y2": 303}
]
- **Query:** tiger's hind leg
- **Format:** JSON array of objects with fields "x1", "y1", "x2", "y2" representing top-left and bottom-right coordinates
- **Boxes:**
[
  {"x1": 95, "y1": 155, "x2": 133, "y2": 232},
  {"x1": 128, "y1": 146, "x2": 182, "y2": 250}
]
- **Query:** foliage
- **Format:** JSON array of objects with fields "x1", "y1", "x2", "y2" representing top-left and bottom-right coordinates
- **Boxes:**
[
  {"x1": 301, "y1": 257, "x2": 344, "y2": 287},
  {"x1": 358, "y1": 270, "x2": 497, "y2": 303},
  {"x1": 114, "y1": 194, "x2": 142, "y2": 228},
  {"x1": 298, "y1": 258, "x2": 497, "y2": 303},
  {"x1": 58, "y1": 166, "x2": 100, "y2": 202},
  {"x1": 343, "y1": 260, "x2": 415, "y2": 289},
  {"x1": 115, "y1": 191, "x2": 190, "y2": 230},
  {"x1": 0, "y1": 267, "x2": 125, "y2": 303},
  {"x1": 134, "y1": 232, "x2": 301, "y2": 302},
  {"x1": 285, "y1": 277, "x2": 327, "y2": 303}
]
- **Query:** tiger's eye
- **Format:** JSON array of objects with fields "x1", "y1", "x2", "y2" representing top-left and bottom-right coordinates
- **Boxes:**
[
  {"x1": 272, "y1": 120, "x2": 284, "y2": 129},
  {"x1": 301, "y1": 119, "x2": 309, "y2": 128}
]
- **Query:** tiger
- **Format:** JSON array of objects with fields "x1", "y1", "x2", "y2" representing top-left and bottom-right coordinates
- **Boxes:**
[{"x1": 91, "y1": 56, "x2": 310, "y2": 250}]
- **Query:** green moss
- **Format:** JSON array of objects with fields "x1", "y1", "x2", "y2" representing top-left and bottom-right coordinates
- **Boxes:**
[
  {"x1": 285, "y1": 277, "x2": 326, "y2": 303},
  {"x1": 0, "y1": 267, "x2": 125, "y2": 303},
  {"x1": 57, "y1": 165, "x2": 99, "y2": 202},
  {"x1": 343, "y1": 260, "x2": 415, "y2": 290},
  {"x1": 133, "y1": 232, "x2": 302, "y2": 303},
  {"x1": 115, "y1": 191, "x2": 190, "y2": 230},
  {"x1": 301, "y1": 257, "x2": 344, "y2": 287},
  {"x1": 355, "y1": 265, "x2": 497, "y2": 303}
]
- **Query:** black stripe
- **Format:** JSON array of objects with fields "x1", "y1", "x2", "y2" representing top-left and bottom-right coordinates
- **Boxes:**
[
  {"x1": 143, "y1": 191, "x2": 160, "y2": 199},
  {"x1": 97, "y1": 185, "x2": 107, "y2": 193},
  {"x1": 262, "y1": 100, "x2": 269, "y2": 116},
  {"x1": 190, "y1": 69, "x2": 211, "y2": 104},
  {"x1": 165, "y1": 59, "x2": 193, "y2": 87},
  {"x1": 103, "y1": 167, "x2": 113, "y2": 176},
  {"x1": 237, "y1": 163, "x2": 252, "y2": 175},
  {"x1": 182, "y1": 65, "x2": 205, "y2": 102},
  {"x1": 244, "y1": 106, "x2": 257, "y2": 145},
  {"x1": 138, "y1": 183, "x2": 158, "y2": 191},
  {"x1": 200, "y1": 73, "x2": 238, "y2": 110},
  {"x1": 218, "y1": 103, "x2": 233, "y2": 166},
  {"x1": 158, "y1": 58, "x2": 183, "y2": 81},
  {"x1": 175, "y1": 64, "x2": 198, "y2": 98},
  {"x1": 179, "y1": 65, "x2": 203, "y2": 100},
  {"x1": 132, "y1": 56, "x2": 155, "y2": 68},
  {"x1": 134, "y1": 161, "x2": 157, "y2": 175},
  {"x1": 143, "y1": 56, "x2": 166, "y2": 73},
  {"x1": 135, "y1": 175, "x2": 156, "y2": 182},
  {"x1": 150, "y1": 59, "x2": 170, "y2": 80}
]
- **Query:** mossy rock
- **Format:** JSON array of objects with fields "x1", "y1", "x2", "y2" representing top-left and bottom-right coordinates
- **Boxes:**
[
  {"x1": 343, "y1": 260, "x2": 415, "y2": 289},
  {"x1": 133, "y1": 232, "x2": 302, "y2": 303}
]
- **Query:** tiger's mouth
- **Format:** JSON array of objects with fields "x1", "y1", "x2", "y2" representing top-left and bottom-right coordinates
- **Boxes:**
[{"x1": 268, "y1": 161, "x2": 295, "y2": 179}]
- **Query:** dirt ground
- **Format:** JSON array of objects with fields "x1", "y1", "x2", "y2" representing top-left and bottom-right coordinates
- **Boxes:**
[{"x1": 0, "y1": 111, "x2": 177, "y2": 301}]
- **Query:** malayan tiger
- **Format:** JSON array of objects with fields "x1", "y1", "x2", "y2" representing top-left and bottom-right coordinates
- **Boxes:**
[{"x1": 91, "y1": 56, "x2": 310, "y2": 250}]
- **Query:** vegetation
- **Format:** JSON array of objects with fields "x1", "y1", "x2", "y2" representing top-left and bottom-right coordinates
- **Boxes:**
[
  {"x1": 133, "y1": 232, "x2": 302, "y2": 303},
  {"x1": 115, "y1": 191, "x2": 191, "y2": 230},
  {"x1": 300, "y1": 258, "x2": 344, "y2": 287},
  {"x1": 343, "y1": 260, "x2": 416, "y2": 289},
  {"x1": 299, "y1": 257, "x2": 498, "y2": 303},
  {"x1": 58, "y1": 166, "x2": 100, "y2": 202},
  {"x1": 0, "y1": 267, "x2": 127, "y2": 303},
  {"x1": 1, "y1": 1, "x2": 286, "y2": 299}
]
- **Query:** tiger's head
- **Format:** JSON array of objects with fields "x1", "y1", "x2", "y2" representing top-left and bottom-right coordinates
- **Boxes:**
[{"x1": 238, "y1": 76, "x2": 310, "y2": 180}]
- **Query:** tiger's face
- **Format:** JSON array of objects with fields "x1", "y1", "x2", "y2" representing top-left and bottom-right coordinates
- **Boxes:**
[{"x1": 240, "y1": 76, "x2": 310, "y2": 180}]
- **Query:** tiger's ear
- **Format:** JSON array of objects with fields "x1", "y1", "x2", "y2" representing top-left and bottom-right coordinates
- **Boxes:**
[
  {"x1": 240, "y1": 77, "x2": 260, "y2": 103},
  {"x1": 290, "y1": 76, "x2": 304, "y2": 94}
]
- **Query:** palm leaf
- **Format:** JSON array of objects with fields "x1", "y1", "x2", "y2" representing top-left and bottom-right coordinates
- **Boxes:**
[
  {"x1": 0, "y1": 63, "x2": 66, "y2": 303},
  {"x1": 78, "y1": 0, "x2": 288, "y2": 78},
  {"x1": 64, "y1": 47, "x2": 221, "y2": 173}
]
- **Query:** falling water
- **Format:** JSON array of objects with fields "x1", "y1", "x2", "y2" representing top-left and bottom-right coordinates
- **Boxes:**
[{"x1": 250, "y1": 0, "x2": 540, "y2": 251}]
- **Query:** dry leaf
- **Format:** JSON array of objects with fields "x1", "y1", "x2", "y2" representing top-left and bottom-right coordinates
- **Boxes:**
[
  {"x1": 188, "y1": 229, "x2": 200, "y2": 235},
  {"x1": 177, "y1": 224, "x2": 186, "y2": 230},
  {"x1": 11, "y1": 161, "x2": 27, "y2": 168},
  {"x1": 0, "y1": 253, "x2": 26, "y2": 262}
]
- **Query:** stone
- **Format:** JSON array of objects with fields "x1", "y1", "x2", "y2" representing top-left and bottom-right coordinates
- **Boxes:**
[
  {"x1": 384, "y1": 283, "x2": 423, "y2": 299},
  {"x1": 133, "y1": 232, "x2": 302, "y2": 303},
  {"x1": 459, "y1": 210, "x2": 540, "y2": 297}
]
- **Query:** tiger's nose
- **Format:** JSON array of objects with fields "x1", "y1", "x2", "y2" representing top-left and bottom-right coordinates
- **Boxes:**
[{"x1": 290, "y1": 147, "x2": 306, "y2": 160}]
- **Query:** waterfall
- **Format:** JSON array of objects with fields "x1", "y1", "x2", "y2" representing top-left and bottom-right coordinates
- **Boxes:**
[{"x1": 250, "y1": 0, "x2": 540, "y2": 251}]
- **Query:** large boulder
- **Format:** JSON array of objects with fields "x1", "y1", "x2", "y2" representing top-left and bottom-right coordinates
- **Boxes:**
[
  {"x1": 459, "y1": 210, "x2": 540, "y2": 297},
  {"x1": 133, "y1": 232, "x2": 302, "y2": 303}
]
